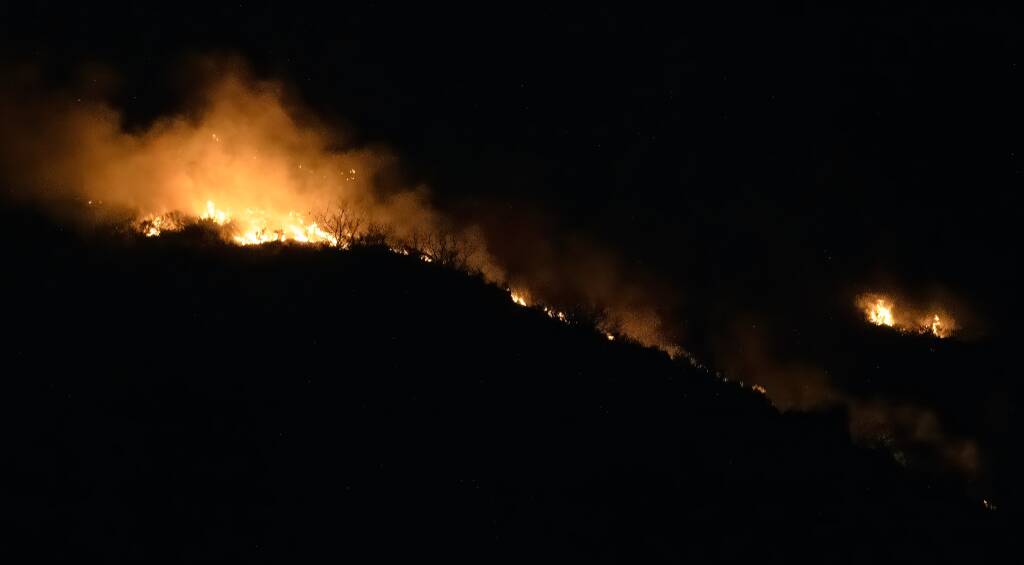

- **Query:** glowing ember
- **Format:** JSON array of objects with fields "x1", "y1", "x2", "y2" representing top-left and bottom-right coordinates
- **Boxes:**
[
  {"x1": 508, "y1": 290, "x2": 575, "y2": 326},
  {"x1": 543, "y1": 306, "x2": 568, "y2": 323}
]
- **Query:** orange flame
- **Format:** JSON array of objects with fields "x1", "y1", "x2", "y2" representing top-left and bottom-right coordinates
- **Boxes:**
[
  {"x1": 856, "y1": 293, "x2": 956, "y2": 339},
  {"x1": 865, "y1": 297, "x2": 895, "y2": 327},
  {"x1": 509, "y1": 289, "x2": 529, "y2": 307},
  {"x1": 0, "y1": 63, "x2": 684, "y2": 359}
]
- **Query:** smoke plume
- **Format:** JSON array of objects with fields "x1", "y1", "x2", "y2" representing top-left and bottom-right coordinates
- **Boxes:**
[
  {"x1": 0, "y1": 58, "x2": 679, "y2": 352},
  {"x1": 0, "y1": 57, "x2": 984, "y2": 484}
]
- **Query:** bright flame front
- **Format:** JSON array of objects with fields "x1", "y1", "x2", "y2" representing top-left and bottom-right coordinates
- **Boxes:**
[
  {"x1": 198, "y1": 201, "x2": 339, "y2": 246},
  {"x1": 866, "y1": 298, "x2": 895, "y2": 327},
  {"x1": 856, "y1": 293, "x2": 955, "y2": 339}
]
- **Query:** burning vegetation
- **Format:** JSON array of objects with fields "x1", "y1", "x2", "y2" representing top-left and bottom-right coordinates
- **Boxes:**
[
  {"x1": 1, "y1": 62, "x2": 681, "y2": 353},
  {"x1": 857, "y1": 293, "x2": 956, "y2": 339},
  {"x1": 0, "y1": 60, "x2": 984, "y2": 486}
]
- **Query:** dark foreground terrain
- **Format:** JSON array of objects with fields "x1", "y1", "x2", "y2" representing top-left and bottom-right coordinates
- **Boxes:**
[{"x1": 3, "y1": 204, "x2": 1006, "y2": 563}]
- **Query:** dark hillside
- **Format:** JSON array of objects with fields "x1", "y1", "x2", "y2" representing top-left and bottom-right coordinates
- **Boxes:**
[{"x1": 3, "y1": 203, "x2": 1004, "y2": 563}]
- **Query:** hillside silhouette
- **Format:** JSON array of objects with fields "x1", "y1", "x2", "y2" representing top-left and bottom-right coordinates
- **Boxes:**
[{"x1": 4, "y1": 202, "x2": 1005, "y2": 563}]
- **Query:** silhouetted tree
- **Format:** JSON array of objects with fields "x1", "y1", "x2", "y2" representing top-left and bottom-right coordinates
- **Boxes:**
[
  {"x1": 420, "y1": 228, "x2": 475, "y2": 270},
  {"x1": 355, "y1": 222, "x2": 390, "y2": 248},
  {"x1": 316, "y1": 204, "x2": 364, "y2": 248}
]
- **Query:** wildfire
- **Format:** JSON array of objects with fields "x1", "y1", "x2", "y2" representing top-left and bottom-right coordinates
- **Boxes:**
[
  {"x1": 923, "y1": 314, "x2": 952, "y2": 339},
  {"x1": 141, "y1": 202, "x2": 593, "y2": 337},
  {"x1": 510, "y1": 290, "x2": 529, "y2": 307},
  {"x1": 856, "y1": 293, "x2": 956, "y2": 339},
  {"x1": 202, "y1": 200, "x2": 230, "y2": 225},
  {"x1": 507, "y1": 289, "x2": 578, "y2": 327},
  {"x1": 865, "y1": 297, "x2": 895, "y2": 327},
  {"x1": 0, "y1": 63, "x2": 686, "y2": 360},
  {"x1": 143, "y1": 216, "x2": 164, "y2": 237},
  {"x1": 191, "y1": 201, "x2": 339, "y2": 246},
  {"x1": 543, "y1": 306, "x2": 569, "y2": 323}
]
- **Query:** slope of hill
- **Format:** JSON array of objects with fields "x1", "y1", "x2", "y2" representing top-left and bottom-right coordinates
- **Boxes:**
[{"x1": 3, "y1": 203, "x2": 1004, "y2": 563}]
